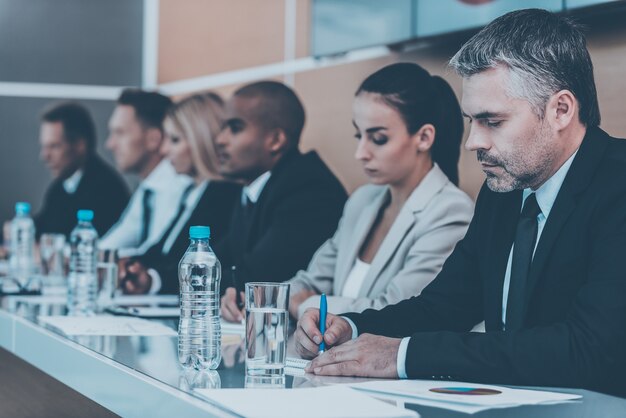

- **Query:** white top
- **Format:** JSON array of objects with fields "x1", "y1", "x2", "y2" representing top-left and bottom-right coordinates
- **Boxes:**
[
  {"x1": 242, "y1": 171, "x2": 271, "y2": 204},
  {"x1": 62, "y1": 169, "x2": 83, "y2": 194},
  {"x1": 341, "y1": 258, "x2": 371, "y2": 299},
  {"x1": 100, "y1": 160, "x2": 192, "y2": 256}
]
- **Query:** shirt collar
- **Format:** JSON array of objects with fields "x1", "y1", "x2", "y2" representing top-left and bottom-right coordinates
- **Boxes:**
[
  {"x1": 142, "y1": 159, "x2": 190, "y2": 191},
  {"x1": 522, "y1": 149, "x2": 578, "y2": 218},
  {"x1": 243, "y1": 171, "x2": 271, "y2": 204},
  {"x1": 62, "y1": 169, "x2": 84, "y2": 194},
  {"x1": 187, "y1": 180, "x2": 209, "y2": 203}
]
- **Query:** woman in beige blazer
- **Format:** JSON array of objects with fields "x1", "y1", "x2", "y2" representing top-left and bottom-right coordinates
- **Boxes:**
[{"x1": 287, "y1": 63, "x2": 474, "y2": 318}]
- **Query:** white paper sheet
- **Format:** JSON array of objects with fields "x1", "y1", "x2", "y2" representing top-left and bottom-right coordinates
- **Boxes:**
[
  {"x1": 195, "y1": 386, "x2": 418, "y2": 418},
  {"x1": 112, "y1": 294, "x2": 179, "y2": 305},
  {"x1": 108, "y1": 306, "x2": 180, "y2": 318},
  {"x1": 37, "y1": 315, "x2": 177, "y2": 336},
  {"x1": 349, "y1": 380, "x2": 581, "y2": 413},
  {"x1": 10, "y1": 295, "x2": 67, "y2": 304}
]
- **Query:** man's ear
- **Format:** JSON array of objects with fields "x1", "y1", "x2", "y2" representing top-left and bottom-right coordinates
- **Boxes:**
[
  {"x1": 73, "y1": 138, "x2": 88, "y2": 156},
  {"x1": 548, "y1": 89, "x2": 577, "y2": 131},
  {"x1": 412, "y1": 123, "x2": 436, "y2": 153},
  {"x1": 267, "y1": 128, "x2": 289, "y2": 155},
  {"x1": 145, "y1": 127, "x2": 163, "y2": 152}
]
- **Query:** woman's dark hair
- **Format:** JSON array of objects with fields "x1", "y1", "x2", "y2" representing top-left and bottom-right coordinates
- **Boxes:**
[{"x1": 356, "y1": 62, "x2": 463, "y2": 186}]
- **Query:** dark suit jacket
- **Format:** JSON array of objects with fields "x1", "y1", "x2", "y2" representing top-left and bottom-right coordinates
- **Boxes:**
[
  {"x1": 215, "y1": 150, "x2": 347, "y2": 292},
  {"x1": 138, "y1": 180, "x2": 241, "y2": 294},
  {"x1": 34, "y1": 154, "x2": 129, "y2": 238},
  {"x1": 345, "y1": 127, "x2": 626, "y2": 397}
]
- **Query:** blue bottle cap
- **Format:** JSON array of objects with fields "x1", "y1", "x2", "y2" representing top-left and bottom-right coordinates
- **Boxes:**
[
  {"x1": 15, "y1": 202, "x2": 31, "y2": 215},
  {"x1": 189, "y1": 225, "x2": 210, "y2": 239},
  {"x1": 77, "y1": 209, "x2": 94, "y2": 222}
]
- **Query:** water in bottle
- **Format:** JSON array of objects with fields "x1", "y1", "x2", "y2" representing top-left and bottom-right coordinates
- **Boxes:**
[
  {"x1": 67, "y1": 210, "x2": 98, "y2": 316},
  {"x1": 178, "y1": 225, "x2": 222, "y2": 370},
  {"x1": 9, "y1": 202, "x2": 36, "y2": 285}
]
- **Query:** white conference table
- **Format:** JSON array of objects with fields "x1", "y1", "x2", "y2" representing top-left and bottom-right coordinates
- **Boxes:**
[{"x1": 0, "y1": 293, "x2": 625, "y2": 418}]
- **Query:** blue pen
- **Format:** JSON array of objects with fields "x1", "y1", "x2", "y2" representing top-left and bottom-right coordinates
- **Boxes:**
[{"x1": 319, "y1": 293, "x2": 327, "y2": 353}]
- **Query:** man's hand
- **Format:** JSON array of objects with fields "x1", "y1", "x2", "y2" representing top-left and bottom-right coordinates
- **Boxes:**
[
  {"x1": 120, "y1": 260, "x2": 152, "y2": 294},
  {"x1": 294, "y1": 308, "x2": 353, "y2": 359},
  {"x1": 289, "y1": 289, "x2": 318, "y2": 318},
  {"x1": 305, "y1": 334, "x2": 401, "y2": 378},
  {"x1": 221, "y1": 287, "x2": 245, "y2": 322}
]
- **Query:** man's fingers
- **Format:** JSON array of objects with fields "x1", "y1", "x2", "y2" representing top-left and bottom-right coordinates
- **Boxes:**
[
  {"x1": 311, "y1": 360, "x2": 362, "y2": 377},
  {"x1": 127, "y1": 262, "x2": 142, "y2": 274},
  {"x1": 295, "y1": 324, "x2": 321, "y2": 357},
  {"x1": 221, "y1": 289, "x2": 243, "y2": 322},
  {"x1": 226, "y1": 302, "x2": 242, "y2": 322},
  {"x1": 124, "y1": 279, "x2": 136, "y2": 294},
  {"x1": 294, "y1": 333, "x2": 319, "y2": 360},
  {"x1": 307, "y1": 343, "x2": 354, "y2": 370},
  {"x1": 299, "y1": 309, "x2": 322, "y2": 344},
  {"x1": 323, "y1": 316, "x2": 350, "y2": 346},
  {"x1": 221, "y1": 297, "x2": 239, "y2": 322}
]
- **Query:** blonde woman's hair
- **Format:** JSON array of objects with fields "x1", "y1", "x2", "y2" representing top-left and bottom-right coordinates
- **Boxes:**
[{"x1": 165, "y1": 92, "x2": 224, "y2": 179}]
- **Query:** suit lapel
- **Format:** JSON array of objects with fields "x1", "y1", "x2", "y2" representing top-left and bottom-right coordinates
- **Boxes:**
[
  {"x1": 358, "y1": 165, "x2": 448, "y2": 297},
  {"x1": 358, "y1": 205, "x2": 415, "y2": 297},
  {"x1": 524, "y1": 127, "x2": 608, "y2": 306},
  {"x1": 243, "y1": 151, "x2": 302, "y2": 249}
]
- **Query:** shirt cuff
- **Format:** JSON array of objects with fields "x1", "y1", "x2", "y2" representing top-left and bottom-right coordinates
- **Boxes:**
[
  {"x1": 396, "y1": 337, "x2": 410, "y2": 379},
  {"x1": 147, "y1": 268, "x2": 161, "y2": 294},
  {"x1": 340, "y1": 316, "x2": 359, "y2": 340}
]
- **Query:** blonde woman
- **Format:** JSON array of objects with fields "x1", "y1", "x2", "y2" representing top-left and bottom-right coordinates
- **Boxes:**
[{"x1": 120, "y1": 92, "x2": 241, "y2": 294}]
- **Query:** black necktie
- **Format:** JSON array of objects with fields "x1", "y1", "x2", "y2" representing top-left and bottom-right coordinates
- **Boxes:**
[
  {"x1": 241, "y1": 194, "x2": 256, "y2": 234},
  {"x1": 140, "y1": 188, "x2": 153, "y2": 244},
  {"x1": 506, "y1": 193, "x2": 542, "y2": 331}
]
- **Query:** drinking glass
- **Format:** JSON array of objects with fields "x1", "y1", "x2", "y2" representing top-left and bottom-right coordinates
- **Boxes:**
[
  {"x1": 244, "y1": 282, "x2": 290, "y2": 377},
  {"x1": 39, "y1": 233, "x2": 66, "y2": 278},
  {"x1": 96, "y1": 249, "x2": 118, "y2": 309}
]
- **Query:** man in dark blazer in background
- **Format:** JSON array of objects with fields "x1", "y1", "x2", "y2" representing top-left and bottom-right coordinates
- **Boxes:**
[
  {"x1": 295, "y1": 9, "x2": 626, "y2": 397},
  {"x1": 219, "y1": 81, "x2": 347, "y2": 322},
  {"x1": 36, "y1": 102, "x2": 129, "y2": 237}
]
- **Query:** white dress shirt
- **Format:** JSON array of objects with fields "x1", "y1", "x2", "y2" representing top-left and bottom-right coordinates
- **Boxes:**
[
  {"x1": 62, "y1": 169, "x2": 83, "y2": 194},
  {"x1": 100, "y1": 160, "x2": 192, "y2": 257},
  {"x1": 243, "y1": 171, "x2": 271, "y2": 204},
  {"x1": 344, "y1": 149, "x2": 579, "y2": 379}
]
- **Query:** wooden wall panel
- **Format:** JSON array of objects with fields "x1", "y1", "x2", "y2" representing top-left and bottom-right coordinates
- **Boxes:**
[
  {"x1": 158, "y1": 0, "x2": 286, "y2": 83},
  {"x1": 295, "y1": 0, "x2": 311, "y2": 58},
  {"x1": 586, "y1": 15, "x2": 626, "y2": 139}
]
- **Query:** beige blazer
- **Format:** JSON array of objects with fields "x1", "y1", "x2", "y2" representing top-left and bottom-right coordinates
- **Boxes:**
[{"x1": 288, "y1": 164, "x2": 474, "y2": 317}]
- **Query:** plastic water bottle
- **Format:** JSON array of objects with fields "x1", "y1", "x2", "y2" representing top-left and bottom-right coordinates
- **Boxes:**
[
  {"x1": 178, "y1": 226, "x2": 222, "y2": 370},
  {"x1": 67, "y1": 210, "x2": 98, "y2": 316},
  {"x1": 9, "y1": 202, "x2": 36, "y2": 284}
]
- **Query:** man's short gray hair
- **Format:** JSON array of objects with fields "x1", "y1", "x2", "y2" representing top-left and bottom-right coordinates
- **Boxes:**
[{"x1": 449, "y1": 8, "x2": 600, "y2": 127}]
